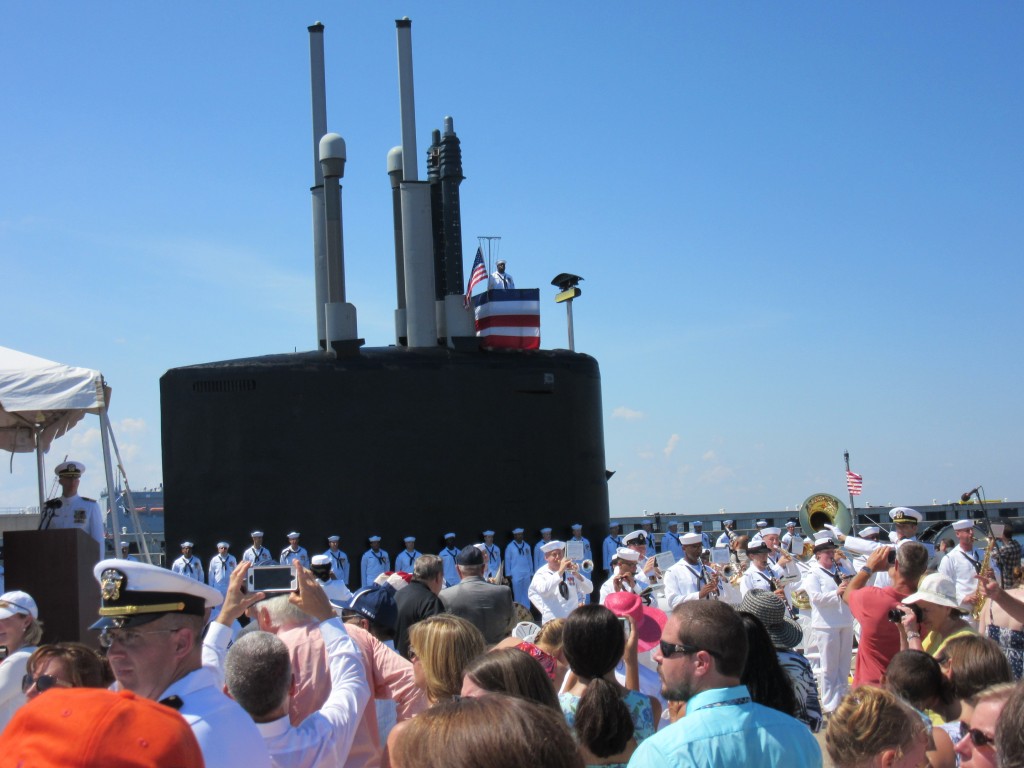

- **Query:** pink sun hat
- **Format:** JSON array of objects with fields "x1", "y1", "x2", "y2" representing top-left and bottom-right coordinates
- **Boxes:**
[{"x1": 603, "y1": 592, "x2": 667, "y2": 653}]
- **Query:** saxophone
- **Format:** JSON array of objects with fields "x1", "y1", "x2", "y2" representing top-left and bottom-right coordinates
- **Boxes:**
[{"x1": 970, "y1": 534, "x2": 997, "y2": 622}]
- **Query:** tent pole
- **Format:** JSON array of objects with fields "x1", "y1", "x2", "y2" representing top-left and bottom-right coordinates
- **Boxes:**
[
  {"x1": 99, "y1": 409, "x2": 120, "y2": 559},
  {"x1": 34, "y1": 426, "x2": 45, "y2": 513}
]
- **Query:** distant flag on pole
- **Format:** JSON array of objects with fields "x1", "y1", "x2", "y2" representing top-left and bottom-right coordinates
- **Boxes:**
[
  {"x1": 846, "y1": 470, "x2": 863, "y2": 496},
  {"x1": 465, "y1": 247, "x2": 487, "y2": 306},
  {"x1": 471, "y1": 288, "x2": 540, "y2": 350}
]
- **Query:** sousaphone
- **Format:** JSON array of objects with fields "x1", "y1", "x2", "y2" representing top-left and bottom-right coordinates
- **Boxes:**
[{"x1": 798, "y1": 492, "x2": 852, "y2": 538}]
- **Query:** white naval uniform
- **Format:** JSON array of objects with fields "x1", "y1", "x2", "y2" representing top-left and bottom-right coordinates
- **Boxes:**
[
  {"x1": 602, "y1": 535, "x2": 622, "y2": 575},
  {"x1": 207, "y1": 554, "x2": 237, "y2": 595},
  {"x1": 41, "y1": 493, "x2": 105, "y2": 558},
  {"x1": 360, "y1": 548, "x2": 390, "y2": 588},
  {"x1": 568, "y1": 536, "x2": 593, "y2": 603},
  {"x1": 158, "y1": 664, "x2": 271, "y2": 767},
  {"x1": 939, "y1": 545, "x2": 1001, "y2": 607},
  {"x1": 171, "y1": 555, "x2": 204, "y2": 582},
  {"x1": 243, "y1": 545, "x2": 275, "y2": 567},
  {"x1": 740, "y1": 562, "x2": 784, "y2": 598},
  {"x1": 714, "y1": 531, "x2": 732, "y2": 548},
  {"x1": 324, "y1": 548, "x2": 350, "y2": 585},
  {"x1": 440, "y1": 546, "x2": 461, "y2": 587},
  {"x1": 802, "y1": 564, "x2": 855, "y2": 713},
  {"x1": 484, "y1": 543, "x2": 501, "y2": 580},
  {"x1": 394, "y1": 549, "x2": 421, "y2": 574},
  {"x1": 529, "y1": 566, "x2": 592, "y2": 624},
  {"x1": 598, "y1": 570, "x2": 645, "y2": 605},
  {"x1": 280, "y1": 546, "x2": 310, "y2": 568},
  {"x1": 659, "y1": 531, "x2": 684, "y2": 561},
  {"x1": 664, "y1": 559, "x2": 718, "y2": 608},
  {"x1": 781, "y1": 531, "x2": 801, "y2": 555},
  {"x1": 505, "y1": 540, "x2": 534, "y2": 607},
  {"x1": 487, "y1": 271, "x2": 514, "y2": 289}
]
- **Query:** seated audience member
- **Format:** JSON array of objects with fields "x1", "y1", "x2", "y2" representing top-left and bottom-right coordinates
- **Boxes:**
[
  {"x1": 460, "y1": 647, "x2": 560, "y2": 712},
  {"x1": 736, "y1": 612, "x2": 801, "y2": 722},
  {"x1": 900, "y1": 573, "x2": 976, "y2": 657},
  {"x1": 628, "y1": 600, "x2": 820, "y2": 767},
  {"x1": 390, "y1": 694, "x2": 584, "y2": 768},
  {"x1": 825, "y1": 685, "x2": 929, "y2": 768},
  {"x1": 953, "y1": 683, "x2": 1016, "y2": 768},
  {"x1": 560, "y1": 605, "x2": 662, "y2": 766},
  {"x1": 408, "y1": 614, "x2": 485, "y2": 705},
  {"x1": 0, "y1": 688, "x2": 203, "y2": 767},
  {"x1": 995, "y1": 681, "x2": 1024, "y2": 768},
  {"x1": 738, "y1": 589, "x2": 822, "y2": 732},
  {"x1": 224, "y1": 564, "x2": 369, "y2": 767},
  {"x1": 22, "y1": 642, "x2": 112, "y2": 701},
  {"x1": 882, "y1": 650, "x2": 956, "y2": 768}
]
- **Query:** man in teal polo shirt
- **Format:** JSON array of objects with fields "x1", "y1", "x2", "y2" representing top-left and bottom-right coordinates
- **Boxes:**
[{"x1": 628, "y1": 600, "x2": 820, "y2": 768}]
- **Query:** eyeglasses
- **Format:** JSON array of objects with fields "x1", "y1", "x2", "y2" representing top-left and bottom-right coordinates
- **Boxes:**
[
  {"x1": 658, "y1": 640, "x2": 721, "y2": 660},
  {"x1": 98, "y1": 627, "x2": 179, "y2": 649},
  {"x1": 21, "y1": 673, "x2": 71, "y2": 694},
  {"x1": 959, "y1": 722, "x2": 995, "y2": 749}
]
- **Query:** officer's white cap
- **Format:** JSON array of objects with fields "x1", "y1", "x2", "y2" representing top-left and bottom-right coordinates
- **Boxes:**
[
  {"x1": 952, "y1": 519, "x2": 974, "y2": 531},
  {"x1": 512, "y1": 528, "x2": 524, "y2": 534},
  {"x1": 889, "y1": 507, "x2": 923, "y2": 524},
  {"x1": 540, "y1": 540, "x2": 565, "y2": 553},
  {"x1": 369, "y1": 535, "x2": 382, "y2": 542},
  {"x1": 403, "y1": 536, "x2": 416, "y2": 543},
  {"x1": 621, "y1": 530, "x2": 648, "y2": 546},
  {"x1": 180, "y1": 541, "x2": 194, "y2": 548},
  {"x1": 680, "y1": 533, "x2": 702, "y2": 546},
  {"x1": 614, "y1": 547, "x2": 640, "y2": 563},
  {"x1": 251, "y1": 530, "x2": 264, "y2": 537},
  {"x1": 55, "y1": 460, "x2": 85, "y2": 477},
  {"x1": 482, "y1": 530, "x2": 495, "y2": 537},
  {"x1": 311, "y1": 555, "x2": 331, "y2": 567},
  {"x1": 762, "y1": 527, "x2": 782, "y2": 536},
  {"x1": 327, "y1": 535, "x2": 340, "y2": 542},
  {"x1": 91, "y1": 559, "x2": 222, "y2": 630}
]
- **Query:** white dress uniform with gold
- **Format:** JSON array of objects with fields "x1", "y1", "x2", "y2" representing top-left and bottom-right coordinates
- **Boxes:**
[
  {"x1": 801, "y1": 546, "x2": 854, "y2": 713},
  {"x1": 528, "y1": 542, "x2": 593, "y2": 623},
  {"x1": 42, "y1": 493, "x2": 105, "y2": 557}
]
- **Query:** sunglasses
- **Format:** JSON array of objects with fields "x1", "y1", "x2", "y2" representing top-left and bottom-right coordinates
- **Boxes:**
[
  {"x1": 98, "y1": 627, "x2": 180, "y2": 649},
  {"x1": 21, "y1": 673, "x2": 71, "y2": 694},
  {"x1": 659, "y1": 640, "x2": 721, "y2": 660},
  {"x1": 959, "y1": 722, "x2": 995, "y2": 749}
]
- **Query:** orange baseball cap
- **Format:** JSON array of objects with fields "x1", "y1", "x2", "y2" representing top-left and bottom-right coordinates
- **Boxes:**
[{"x1": 0, "y1": 688, "x2": 204, "y2": 767}]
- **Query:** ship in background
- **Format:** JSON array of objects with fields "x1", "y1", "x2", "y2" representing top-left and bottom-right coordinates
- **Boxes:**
[{"x1": 160, "y1": 20, "x2": 609, "y2": 556}]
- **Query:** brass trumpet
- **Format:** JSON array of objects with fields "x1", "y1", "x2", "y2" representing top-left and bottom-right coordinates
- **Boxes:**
[{"x1": 580, "y1": 559, "x2": 595, "y2": 574}]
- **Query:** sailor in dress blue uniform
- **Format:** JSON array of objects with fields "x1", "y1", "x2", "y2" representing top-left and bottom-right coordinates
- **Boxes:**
[
  {"x1": 659, "y1": 522, "x2": 684, "y2": 561},
  {"x1": 602, "y1": 523, "x2": 623, "y2": 580},
  {"x1": 534, "y1": 528, "x2": 554, "y2": 572},
  {"x1": 440, "y1": 533, "x2": 462, "y2": 587},
  {"x1": 482, "y1": 531, "x2": 502, "y2": 581},
  {"x1": 243, "y1": 530, "x2": 275, "y2": 566},
  {"x1": 207, "y1": 542, "x2": 237, "y2": 596},
  {"x1": 360, "y1": 536, "x2": 390, "y2": 588},
  {"x1": 504, "y1": 528, "x2": 534, "y2": 607},
  {"x1": 394, "y1": 537, "x2": 421, "y2": 573},
  {"x1": 279, "y1": 532, "x2": 310, "y2": 568},
  {"x1": 323, "y1": 535, "x2": 350, "y2": 585},
  {"x1": 171, "y1": 542, "x2": 204, "y2": 582}
]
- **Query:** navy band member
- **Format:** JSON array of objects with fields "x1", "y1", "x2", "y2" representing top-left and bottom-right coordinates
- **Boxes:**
[
  {"x1": 599, "y1": 547, "x2": 644, "y2": 604},
  {"x1": 528, "y1": 540, "x2": 593, "y2": 623},
  {"x1": 691, "y1": 521, "x2": 712, "y2": 552},
  {"x1": 660, "y1": 522, "x2": 684, "y2": 561},
  {"x1": 664, "y1": 533, "x2": 720, "y2": 607},
  {"x1": 714, "y1": 520, "x2": 736, "y2": 549},
  {"x1": 40, "y1": 460, "x2": 105, "y2": 559},
  {"x1": 171, "y1": 542, "x2": 204, "y2": 582}
]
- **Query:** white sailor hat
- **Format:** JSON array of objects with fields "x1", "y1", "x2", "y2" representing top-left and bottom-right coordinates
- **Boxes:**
[
  {"x1": 667, "y1": 520, "x2": 679, "y2": 528},
  {"x1": 90, "y1": 559, "x2": 223, "y2": 630},
  {"x1": 858, "y1": 526, "x2": 881, "y2": 538},
  {"x1": 474, "y1": 542, "x2": 487, "y2": 552},
  {"x1": 180, "y1": 541, "x2": 194, "y2": 548},
  {"x1": 119, "y1": 541, "x2": 129, "y2": 549},
  {"x1": 55, "y1": 460, "x2": 85, "y2": 477},
  {"x1": 723, "y1": 519, "x2": 734, "y2": 526},
  {"x1": 952, "y1": 519, "x2": 974, "y2": 531},
  {"x1": 679, "y1": 533, "x2": 702, "y2": 546},
  {"x1": 482, "y1": 530, "x2": 495, "y2": 537},
  {"x1": 786, "y1": 520, "x2": 797, "y2": 527},
  {"x1": 762, "y1": 527, "x2": 782, "y2": 536},
  {"x1": 614, "y1": 547, "x2": 640, "y2": 563},
  {"x1": 403, "y1": 536, "x2": 416, "y2": 543},
  {"x1": 889, "y1": 507, "x2": 922, "y2": 524},
  {"x1": 540, "y1": 527, "x2": 553, "y2": 534},
  {"x1": 755, "y1": 520, "x2": 768, "y2": 528},
  {"x1": 692, "y1": 521, "x2": 703, "y2": 528},
  {"x1": 571, "y1": 523, "x2": 582, "y2": 530},
  {"x1": 813, "y1": 537, "x2": 838, "y2": 553},
  {"x1": 311, "y1": 554, "x2": 331, "y2": 567},
  {"x1": 369, "y1": 535, "x2": 382, "y2": 543},
  {"x1": 327, "y1": 535, "x2": 340, "y2": 542},
  {"x1": 813, "y1": 530, "x2": 832, "y2": 541},
  {"x1": 497, "y1": 259, "x2": 506, "y2": 266},
  {"x1": 641, "y1": 519, "x2": 653, "y2": 525},
  {"x1": 622, "y1": 530, "x2": 648, "y2": 546},
  {"x1": 540, "y1": 540, "x2": 565, "y2": 554},
  {"x1": 512, "y1": 528, "x2": 525, "y2": 534},
  {"x1": 287, "y1": 531, "x2": 301, "y2": 539},
  {"x1": 251, "y1": 530, "x2": 264, "y2": 537},
  {"x1": 444, "y1": 532, "x2": 456, "y2": 539},
  {"x1": 216, "y1": 541, "x2": 229, "y2": 549}
]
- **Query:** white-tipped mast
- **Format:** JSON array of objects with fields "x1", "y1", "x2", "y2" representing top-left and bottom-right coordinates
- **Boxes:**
[{"x1": 395, "y1": 18, "x2": 436, "y2": 347}]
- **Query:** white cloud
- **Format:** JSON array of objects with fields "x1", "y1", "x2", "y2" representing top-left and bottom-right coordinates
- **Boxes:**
[
  {"x1": 70, "y1": 427, "x2": 101, "y2": 451},
  {"x1": 118, "y1": 418, "x2": 146, "y2": 434},
  {"x1": 663, "y1": 434, "x2": 680, "y2": 458},
  {"x1": 638, "y1": 449, "x2": 656, "y2": 460},
  {"x1": 701, "y1": 465, "x2": 735, "y2": 484},
  {"x1": 702, "y1": 449, "x2": 717, "y2": 462},
  {"x1": 612, "y1": 406, "x2": 644, "y2": 421}
]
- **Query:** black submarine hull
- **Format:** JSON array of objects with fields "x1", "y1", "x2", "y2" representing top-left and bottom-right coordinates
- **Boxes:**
[{"x1": 160, "y1": 346, "x2": 610, "y2": 563}]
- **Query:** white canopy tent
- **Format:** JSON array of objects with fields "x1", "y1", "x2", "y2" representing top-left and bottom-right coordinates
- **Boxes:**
[{"x1": 0, "y1": 346, "x2": 124, "y2": 548}]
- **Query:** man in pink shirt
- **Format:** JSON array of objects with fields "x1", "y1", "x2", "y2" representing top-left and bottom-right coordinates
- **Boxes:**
[{"x1": 844, "y1": 541, "x2": 928, "y2": 686}]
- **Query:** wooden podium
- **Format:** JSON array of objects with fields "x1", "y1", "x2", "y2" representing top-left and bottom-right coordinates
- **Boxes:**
[{"x1": 5, "y1": 529, "x2": 102, "y2": 646}]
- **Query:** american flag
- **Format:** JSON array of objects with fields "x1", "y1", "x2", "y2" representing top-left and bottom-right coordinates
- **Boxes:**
[
  {"x1": 464, "y1": 247, "x2": 487, "y2": 305},
  {"x1": 846, "y1": 470, "x2": 863, "y2": 496},
  {"x1": 471, "y1": 288, "x2": 540, "y2": 350}
]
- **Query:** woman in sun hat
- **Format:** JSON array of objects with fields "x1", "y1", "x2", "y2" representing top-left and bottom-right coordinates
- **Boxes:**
[
  {"x1": 899, "y1": 573, "x2": 976, "y2": 658},
  {"x1": 739, "y1": 589, "x2": 823, "y2": 732},
  {"x1": 0, "y1": 590, "x2": 45, "y2": 730}
]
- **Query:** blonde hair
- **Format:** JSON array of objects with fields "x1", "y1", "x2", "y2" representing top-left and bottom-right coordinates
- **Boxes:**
[
  {"x1": 825, "y1": 686, "x2": 927, "y2": 768},
  {"x1": 408, "y1": 614, "x2": 485, "y2": 703}
]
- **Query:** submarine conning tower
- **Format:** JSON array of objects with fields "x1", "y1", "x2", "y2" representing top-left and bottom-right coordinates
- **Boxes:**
[{"x1": 162, "y1": 19, "x2": 609, "y2": 558}]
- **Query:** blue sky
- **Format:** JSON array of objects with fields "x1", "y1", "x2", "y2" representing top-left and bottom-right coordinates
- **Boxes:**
[{"x1": 2, "y1": 3, "x2": 1022, "y2": 517}]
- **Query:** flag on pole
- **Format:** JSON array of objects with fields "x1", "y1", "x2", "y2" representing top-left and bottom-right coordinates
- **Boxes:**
[
  {"x1": 846, "y1": 470, "x2": 863, "y2": 496},
  {"x1": 465, "y1": 247, "x2": 487, "y2": 306},
  {"x1": 471, "y1": 288, "x2": 540, "y2": 350}
]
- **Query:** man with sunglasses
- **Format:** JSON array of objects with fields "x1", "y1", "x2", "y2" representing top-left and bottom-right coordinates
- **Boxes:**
[
  {"x1": 90, "y1": 558, "x2": 271, "y2": 767},
  {"x1": 629, "y1": 600, "x2": 820, "y2": 767}
]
